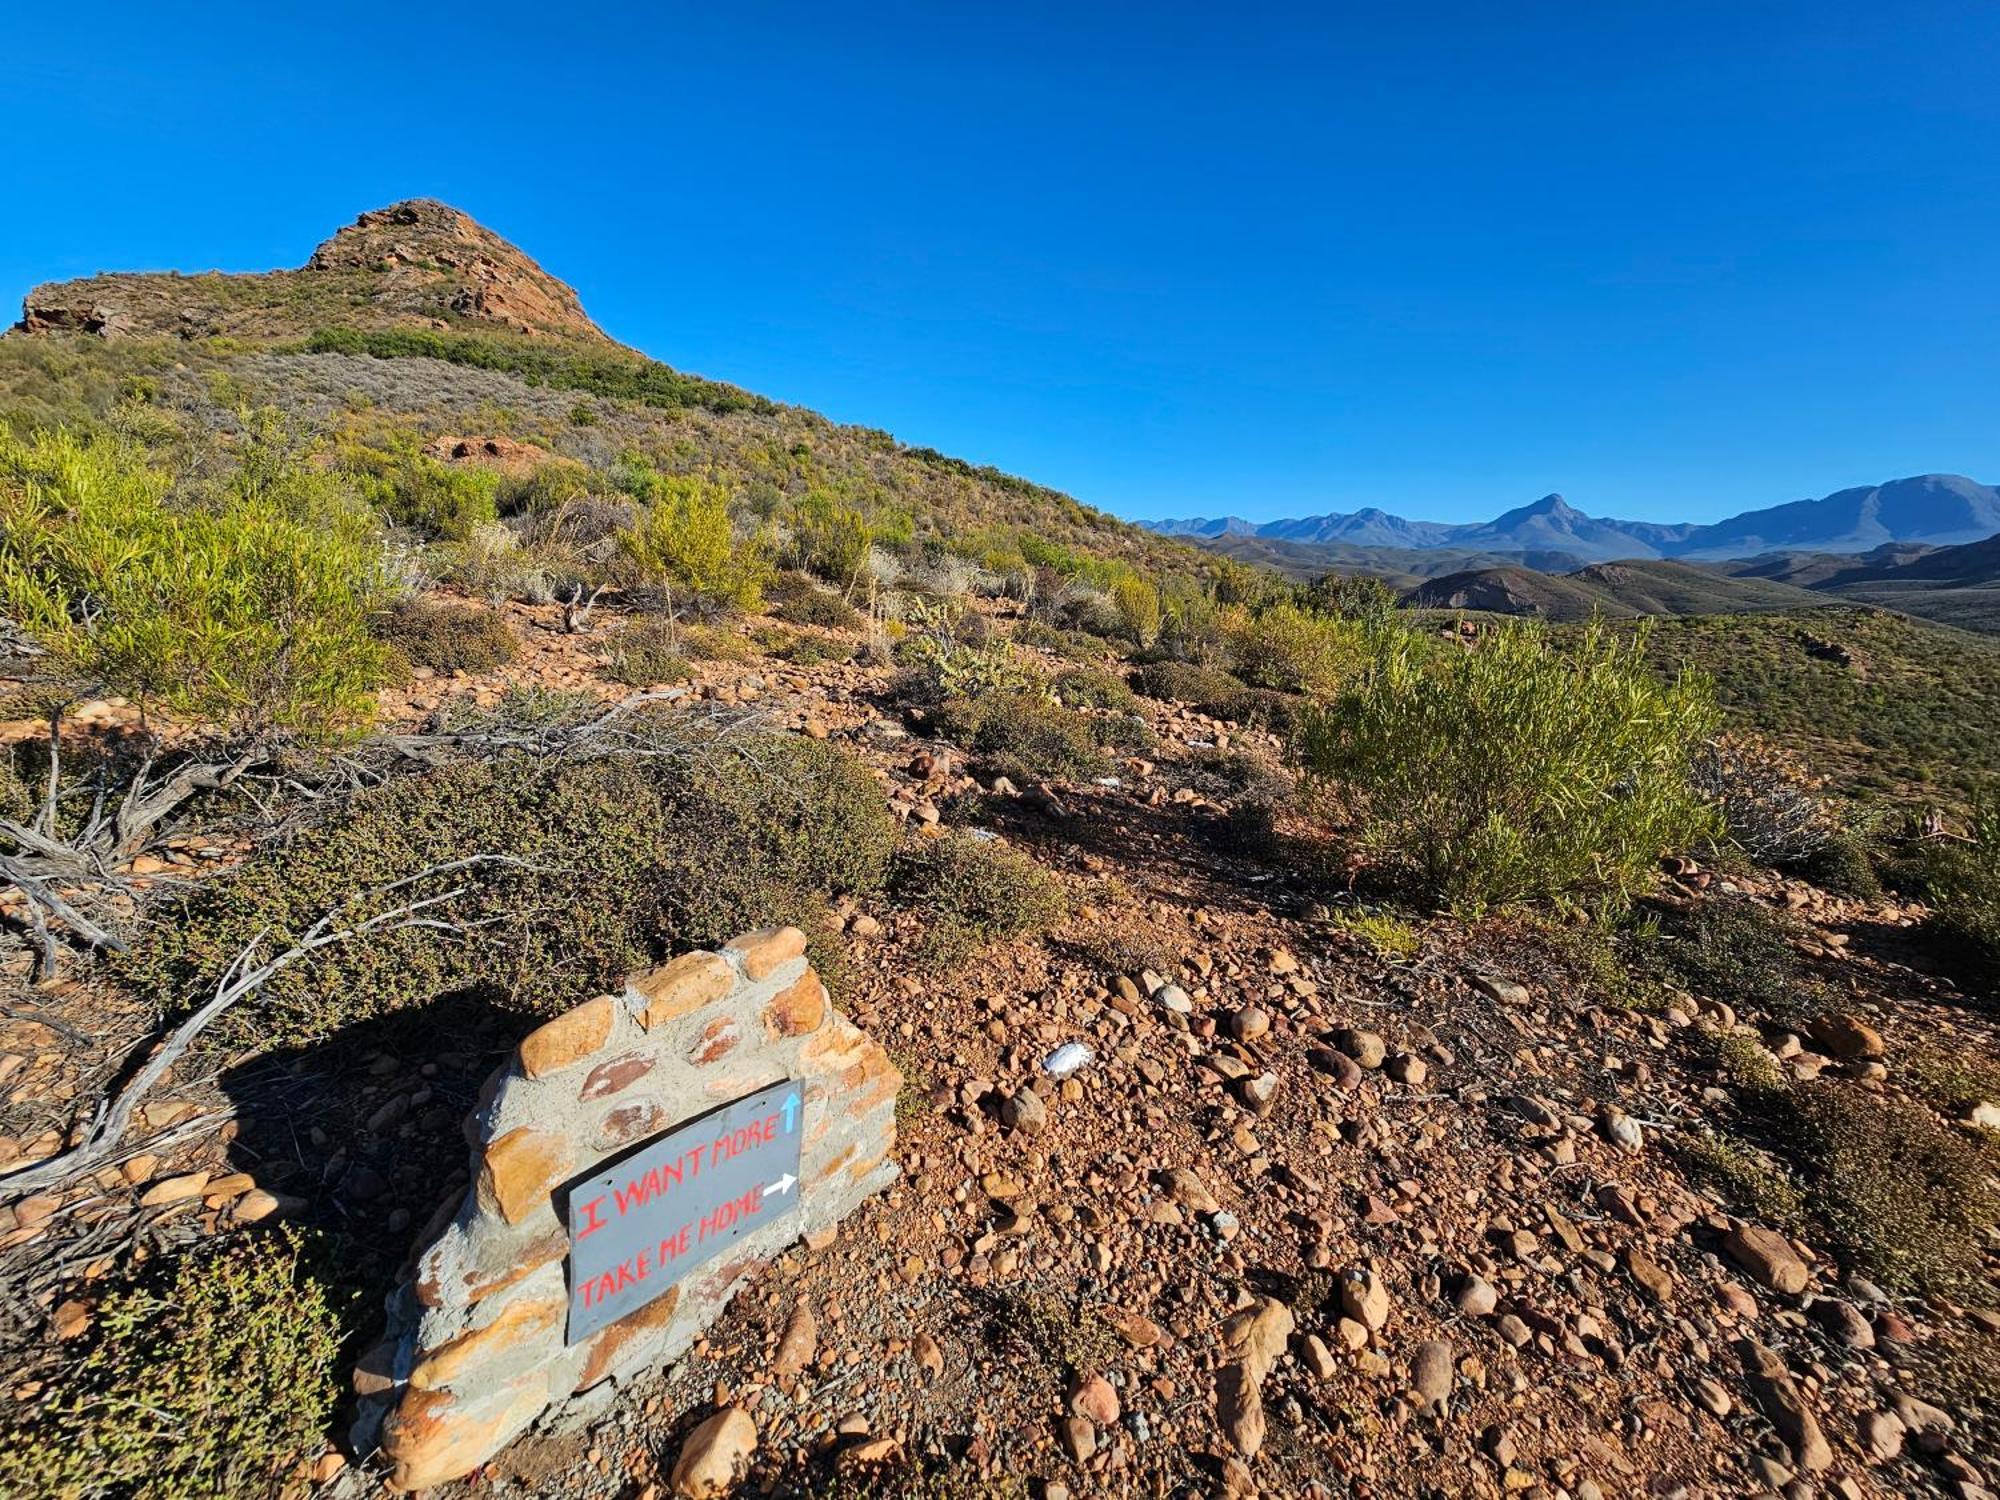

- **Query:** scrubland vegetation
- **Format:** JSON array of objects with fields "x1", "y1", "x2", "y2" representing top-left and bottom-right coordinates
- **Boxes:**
[{"x1": 5, "y1": 224, "x2": 1999, "y2": 1497}]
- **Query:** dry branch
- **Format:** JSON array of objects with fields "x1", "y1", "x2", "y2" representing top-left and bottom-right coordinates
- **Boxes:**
[{"x1": 0, "y1": 854, "x2": 538, "y2": 1198}]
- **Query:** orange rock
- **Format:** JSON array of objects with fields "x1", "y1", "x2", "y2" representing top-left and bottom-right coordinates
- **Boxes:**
[
  {"x1": 139, "y1": 1171, "x2": 211, "y2": 1206},
  {"x1": 575, "y1": 1284, "x2": 682, "y2": 1391},
  {"x1": 633, "y1": 952, "x2": 735, "y2": 1028},
  {"x1": 688, "y1": 1017, "x2": 741, "y2": 1067},
  {"x1": 409, "y1": 1292, "x2": 565, "y2": 1391},
  {"x1": 761, "y1": 970, "x2": 827, "y2": 1039},
  {"x1": 477, "y1": 1128, "x2": 571, "y2": 1225},
  {"x1": 518, "y1": 995, "x2": 616, "y2": 1079},
  {"x1": 385, "y1": 1372, "x2": 549, "y2": 1492},
  {"x1": 728, "y1": 926, "x2": 808, "y2": 981}
]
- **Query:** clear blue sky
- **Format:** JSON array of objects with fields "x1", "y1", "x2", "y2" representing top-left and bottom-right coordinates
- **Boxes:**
[{"x1": 6, "y1": 2, "x2": 1998, "y2": 525}]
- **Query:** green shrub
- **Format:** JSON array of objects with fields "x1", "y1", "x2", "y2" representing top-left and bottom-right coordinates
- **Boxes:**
[
  {"x1": 1648, "y1": 897, "x2": 1809, "y2": 1019},
  {"x1": 0, "y1": 1229, "x2": 344, "y2": 1500},
  {"x1": 768, "y1": 571, "x2": 862, "y2": 630},
  {"x1": 932, "y1": 690, "x2": 1112, "y2": 784},
  {"x1": 1923, "y1": 801, "x2": 2000, "y2": 988},
  {"x1": 353, "y1": 453, "x2": 500, "y2": 540},
  {"x1": 1226, "y1": 602, "x2": 1366, "y2": 696},
  {"x1": 307, "y1": 326, "x2": 773, "y2": 415},
  {"x1": 1332, "y1": 909, "x2": 1421, "y2": 960},
  {"x1": 1130, "y1": 660, "x2": 1250, "y2": 714},
  {"x1": 1775, "y1": 1084, "x2": 1997, "y2": 1296},
  {"x1": 1672, "y1": 1129, "x2": 1804, "y2": 1226},
  {"x1": 1308, "y1": 573, "x2": 1400, "y2": 628},
  {"x1": 0, "y1": 428, "x2": 391, "y2": 739},
  {"x1": 607, "y1": 617, "x2": 692, "y2": 686},
  {"x1": 1052, "y1": 667, "x2": 1136, "y2": 712},
  {"x1": 1904, "y1": 1045, "x2": 2000, "y2": 1114},
  {"x1": 616, "y1": 474, "x2": 767, "y2": 612},
  {"x1": 790, "y1": 490, "x2": 872, "y2": 593},
  {"x1": 1795, "y1": 832, "x2": 1884, "y2": 899},
  {"x1": 122, "y1": 726, "x2": 895, "y2": 1044},
  {"x1": 1293, "y1": 621, "x2": 1720, "y2": 914},
  {"x1": 1111, "y1": 573, "x2": 1162, "y2": 648},
  {"x1": 892, "y1": 831, "x2": 1068, "y2": 966},
  {"x1": 375, "y1": 598, "x2": 517, "y2": 673}
]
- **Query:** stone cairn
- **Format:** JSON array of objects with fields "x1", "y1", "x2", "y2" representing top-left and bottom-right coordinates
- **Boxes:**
[{"x1": 353, "y1": 927, "x2": 902, "y2": 1491}]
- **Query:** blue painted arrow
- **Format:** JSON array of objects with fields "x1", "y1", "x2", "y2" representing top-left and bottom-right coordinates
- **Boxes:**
[{"x1": 780, "y1": 1091, "x2": 800, "y2": 1133}]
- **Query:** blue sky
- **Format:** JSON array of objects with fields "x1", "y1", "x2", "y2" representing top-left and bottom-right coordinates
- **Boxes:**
[{"x1": 6, "y1": 2, "x2": 1998, "y2": 525}]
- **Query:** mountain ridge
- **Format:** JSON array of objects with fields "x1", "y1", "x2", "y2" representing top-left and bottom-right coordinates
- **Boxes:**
[{"x1": 1147, "y1": 474, "x2": 2000, "y2": 563}]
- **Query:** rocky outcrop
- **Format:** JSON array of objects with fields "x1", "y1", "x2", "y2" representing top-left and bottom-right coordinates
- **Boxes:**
[{"x1": 353, "y1": 928, "x2": 901, "y2": 1492}]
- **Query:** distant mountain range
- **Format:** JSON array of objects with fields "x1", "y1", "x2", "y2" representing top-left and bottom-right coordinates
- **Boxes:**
[{"x1": 1144, "y1": 474, "x2": 2000, "y2": 564}]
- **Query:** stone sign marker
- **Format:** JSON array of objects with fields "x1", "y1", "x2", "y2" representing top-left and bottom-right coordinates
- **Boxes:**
[
  {"x1": 566, "y1": 1079, "x2": 802, "y2": 1343},
  {"x1": 354, "y1": 928, "x2": 901, "y2": 1491}
]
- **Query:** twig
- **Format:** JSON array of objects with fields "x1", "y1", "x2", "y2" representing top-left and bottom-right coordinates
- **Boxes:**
[{"x1": 0, "y1": 854, "x2": 537, "y2": 1198}]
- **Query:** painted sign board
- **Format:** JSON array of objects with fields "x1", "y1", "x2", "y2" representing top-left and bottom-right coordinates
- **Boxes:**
[{"x1": 565, "y1": 1079, "x2": 802, "y2": 1344}]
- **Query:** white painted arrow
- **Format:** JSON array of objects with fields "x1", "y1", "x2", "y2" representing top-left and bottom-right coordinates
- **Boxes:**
[{"x1": 762, "y1": 1172, "x2": 798, "y2": 1198}]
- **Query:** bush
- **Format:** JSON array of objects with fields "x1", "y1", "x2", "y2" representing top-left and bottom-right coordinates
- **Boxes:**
[
  {"x1": 1647, "y1": 898, "x2": 1808, "y2": 1019},
  {"x1": 1775, "y1": 1084, "x2": 1997, "y2": 1296},
  {"x1": 0, "y1": 1229, "x2": 344, "y2": 1500},
  {"x1": 932, "y1": 690, "x2": 1111, "y2": 785},
  {"x1": 1226, "y1": 602, "x2": 1366, "y2": 696},
  {"x1": 607, "y1": 617, "x2": 691, "y2": 686},
  {"x1": 1052, "y1": 667, "x2": 1135, "y2": 712},
  {"x1": 1332, "y1": 909, "x2": 1421, "y2": 960},
  {"x1": 1293, "y1": 622, "x2": 1720, "y2": 914},
  {"x1": 616, "y1": 475, "x2": 767, "y2": 612},
  {"x1": 0, "y1": 429, "x2": 391, "y2": 739},
  {"x1": 892, "y1": 830, "x2": 1067, "y2": 966},
  {"x1": 1111, "y1": 573, "x2": 1162, "y2": 648},
  {"x1": 790, "y1": 490, "x2": 872, "y2": 593},
  {"x1": 122, "y1": 724, "x2": 895, "y2": 1044},
  {"x1": 349, "y1": 451, "x2": 500, "y2": 541},
  {"x1": 1923, "y1": 801, "x2": 2000, "y2": 989},
  {"x1": 1689, "y1": 733, "x2": 1845, "y2": 866},
  {"x1": 1130, "y1": 660, "x2": 1251, "y2": 715},
  {"x1": 1672, "y1": 1129, "x2": 1804, "y2": 1225},
  {"x1": 768, "y1": 571, "x2": 862, "y2": 630},
  {"x1": 375, "y1": 598, "x2": 517, "y2": 674}
]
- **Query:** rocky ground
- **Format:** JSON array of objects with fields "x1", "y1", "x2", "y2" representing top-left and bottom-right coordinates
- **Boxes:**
[{"x1": 2, "y1": 591, "x2": 1997, "y2": 1499}]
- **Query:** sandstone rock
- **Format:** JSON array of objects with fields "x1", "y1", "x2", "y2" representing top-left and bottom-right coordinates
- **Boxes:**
[
  {"x1": 138, "y1": 1171, "x2": 210, "y2": 1206},
  {"x1": 1220, "y1": 1297, "x2": 1295, "y2": 1383},
  {"x1": 1340, "y1": 1267, "x2": 1391, "y2": 1331},
  {"x1": 1229, "y1": 1006, "x2": 1271, "y2": 1040},
  {"x1": 669, "y1": 1407, "x2": 758, "y2": 1498},
  {"x1": 1598, "y1": 1106, "x2": 1644, "y2": 1153},
  {"x1": 1808, "y1": 1297, "x2": 1874, "y2": 1349},
  {"x1": 1737, "y1": 1339, "x2": 1831, "y2": 1472},
  {"x1": 518, "y1": 995, "x2": 615, "y2": 1078},
  {"x1": 773, "y1": 1305, "x2": 817, "y2": 1375},
  {"x1": 1068, "y1": 1373, "x2": 1119, "y2": 1426},
  {"x1": 1158, "y1": 1167, "x2": 1220, "y2": 1214},
  {"x1": 1386, "y1": 1052, "x2": 1428, "y2": 1086},
  {"x1": 1000, "y1": 1087, "x2": 1048, "y2": 1138},
  {"x1": 1215, "y1": 1361, "x2": 1265, "y2": 1458},
  {"x1": 1806, "y1": 1012, "x2": 1884, "y2": 1059},
  {"x1": 1410, "y1": 1339, "x2": 1454, "y2": 1409},
  {"x1": 634, "y1": 952, "x2": 735, "y2": 1028},
  {"x1": 1724, "y1": 1223, "x2": 1809, "y2": 1295},
  {"x1": 1334, "y1": 1029, "x2": 1387, "y2": 1069},
  {"x1": 1455, "y1": 1275, "x2": 1498, "y2": 1317},
  {"x1": 1857, "y1": 1408, "x2": 1904, "y2": 1464},
  {"x1": 1058, "y1": 1415, "x2": 1095, "y2": 1463},
  {"x1": 727, "y1": 926, "x2": 808, "y2": 982}
]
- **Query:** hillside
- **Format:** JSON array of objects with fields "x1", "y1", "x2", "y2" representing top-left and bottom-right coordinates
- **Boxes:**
[
  {"x1": 4, "y1": 201, "x2": 1206, "y2": 590},
  {"x1": 3, "y1": 204, "x2": 1998, "y2": 1500},
  {"x1": 1620, "y1": 606, "x2": 2000, "y2": 804},
  {"x1": 1404, "y1": 558, "x2": 1828, "y2": 620},
  {"x1": 1719, "y1": 536, "x2": 2000, "y2": 633}
]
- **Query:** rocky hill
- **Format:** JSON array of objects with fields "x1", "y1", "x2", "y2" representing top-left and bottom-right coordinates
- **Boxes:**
[
  {"x1": 1402, "y1": 559, "x2": 1828, "y2": 621},
  {"x1": 17, "y1": 199, "x2": 606, "y2": 343}
]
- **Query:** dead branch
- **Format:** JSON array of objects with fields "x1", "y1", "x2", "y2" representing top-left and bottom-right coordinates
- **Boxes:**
[{"x1": 0, "y1": 854, "x2": 540, "y2": 1198}]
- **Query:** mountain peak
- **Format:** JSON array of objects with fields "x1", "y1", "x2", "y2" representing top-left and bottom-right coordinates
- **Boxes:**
[
  {"x1": 14, "y1": 199, "x2": 606, "y2": 344},
  {"x1": 1527, "y1": 492, "x2": 1575, "y2": 516}
]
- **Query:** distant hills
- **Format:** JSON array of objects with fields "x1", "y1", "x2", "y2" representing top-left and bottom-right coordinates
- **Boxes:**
[
  {"x1": 1146, "y1": 475, "x2": 2000, "y2": 565},
  {"x1": 1391, "y1": 533, "x2": 2000, "y2": 634}
]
